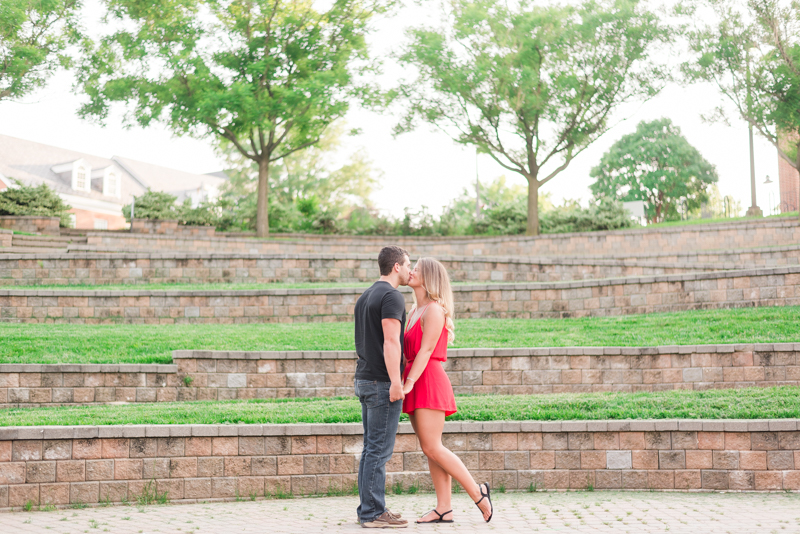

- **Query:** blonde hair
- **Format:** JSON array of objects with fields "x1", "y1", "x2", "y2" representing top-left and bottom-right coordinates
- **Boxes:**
[{"x1": 411, "y1": 257, "x2": 455, "y2": 344}]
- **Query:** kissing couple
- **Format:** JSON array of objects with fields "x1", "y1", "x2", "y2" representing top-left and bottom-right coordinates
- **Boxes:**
[{"x1": 353, "y1": 246, "x2": 494, "y2": 528}]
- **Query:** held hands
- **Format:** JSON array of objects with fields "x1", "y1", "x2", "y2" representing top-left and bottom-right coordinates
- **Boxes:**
[
  {"x1": 402, "y1": 377, "x2": 415, "y2": 396},
  {"x1": 389, "y1": 381, "x2": 405, "y2": 403}
]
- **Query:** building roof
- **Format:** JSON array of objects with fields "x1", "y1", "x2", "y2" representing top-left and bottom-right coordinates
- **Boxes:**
[{"x1": 0, "y1": 134, "x2": 225, "y2": 205}]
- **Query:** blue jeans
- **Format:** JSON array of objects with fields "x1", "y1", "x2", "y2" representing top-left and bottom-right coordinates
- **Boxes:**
[{"x1": 355, "y1": 379, "x2": 402, "y2": 523}]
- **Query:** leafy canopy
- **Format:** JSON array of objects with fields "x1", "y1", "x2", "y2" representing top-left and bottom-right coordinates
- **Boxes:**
[
  {"x1": 0, "y1": 0, "x2": 81, "y2": 100},
  {"x1": 78, "y1": 0, "x2": 391, "y2": 236},
  {"x1": 590, "y1": 118, "x2": 719, "y2": 223},
  {"x1": 683, "y1": 0, "x2": 800, "y2": 170},
  {"x1": 394, "y1": 0, "x2": 668, "y2": 234}
]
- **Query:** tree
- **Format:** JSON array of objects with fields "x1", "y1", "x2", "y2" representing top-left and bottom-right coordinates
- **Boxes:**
[
  {"x1": 590, "y1": 118, "x2": 719, "y2": 223},
  {"x1": 78, "y1": 0, "x2": 389, "y2": 237},
  {"x1": 217, "y1": 121, "x2": 381, "y2": 212},
  {"x1": 683, "y1": 0, "x2": 800, "y2": 217},
  {"x1": 394, "y1": 0, "x2": 668, "y2": 235},
  {"x1": 0, "y1": 0, "x2": 81, "y2": 101}
]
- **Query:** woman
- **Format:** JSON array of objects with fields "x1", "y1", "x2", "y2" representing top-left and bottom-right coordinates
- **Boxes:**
[{"x1": 401, "y1": 257, "x2": 494, "y2": 524}]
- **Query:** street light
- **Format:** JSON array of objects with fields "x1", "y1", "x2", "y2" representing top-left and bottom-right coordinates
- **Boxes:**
[
  {"x1": 764, "y1": 174, "x2": 773, "y2": 184},
  {"x1": 744, "y1": 45, "x2": 763, "y2": 217}
]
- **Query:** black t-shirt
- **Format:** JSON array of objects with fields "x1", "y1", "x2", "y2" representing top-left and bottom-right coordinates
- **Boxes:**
[{"x1": 354, "y1": 281, "x2": 407, "y2": 382}]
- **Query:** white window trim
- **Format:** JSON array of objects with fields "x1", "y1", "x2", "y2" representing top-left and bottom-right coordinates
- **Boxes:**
[
  {"x1": 70, "y1": 159, "x2": 92, "y2": 193},
  {"x1": 102, "y1": 166, "x2": 122, "y2": 198}
]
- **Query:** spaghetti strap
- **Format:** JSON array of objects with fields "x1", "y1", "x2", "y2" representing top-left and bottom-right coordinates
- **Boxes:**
[{"x1": 405, "y1": 302, "x2": 432, "y2": 333}]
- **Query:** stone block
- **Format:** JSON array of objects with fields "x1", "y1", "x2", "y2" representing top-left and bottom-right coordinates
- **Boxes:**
[
  {"x1": 86, "y1": 459, "x2": 114, "y2": 481},
  {"x1": 9, "y1": 484, "x2": 39, "y2": 507},
  {"x1": 26, "y1": 461, "x2": 56, "y2": 483},
  {"x1": 632, "y1": 450, "x2": 658, "y2": 470},
  {"x1": 701, "y1": 470, "x2": 728, "y2": 490},
  {"x1": 40, "y1": 483, "x2": 70, "y2": 505},
  {"x1": 70, "y1": 481, "x2": 99, "y2": 504},
  {"x1": 606, "y1": 451, "x2": 632, "y2": 470}
]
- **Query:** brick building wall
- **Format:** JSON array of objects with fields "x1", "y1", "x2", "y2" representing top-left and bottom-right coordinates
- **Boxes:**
[
  {"x1": 68, "y1": 209, "x2": 126, "y2": 231},
  {"x1": 778, "y1": 153, "x2": 799, "y2": 213},
  {"x1": 0, "y1": 420, "x2": 798, "y2": 510}
]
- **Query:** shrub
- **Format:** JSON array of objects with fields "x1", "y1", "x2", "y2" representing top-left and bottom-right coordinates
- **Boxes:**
[
  {"x1": 176, "y1": 200, "x2": 219, "y2": 226},
  {"x1": 0, "y1": 179, "x2": 72, "y2": 225},
  {"x1": 474, "y1": 197, "x2": 528, "y2": 235},
  {"x1": 122, "y1": 190, "x2": 178, "y2": 221},
  {"x1": 540, "y1": 199, "x2": 638, "y2": 234}
]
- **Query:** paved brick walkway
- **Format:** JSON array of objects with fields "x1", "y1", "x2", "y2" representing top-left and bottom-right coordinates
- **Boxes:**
[{"x1": 1, "y1": 491, "x2": 799, "y2": 533}]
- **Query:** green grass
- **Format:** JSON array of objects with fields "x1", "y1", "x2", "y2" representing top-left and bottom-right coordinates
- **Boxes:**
[
  {"x1": 1, "y1": 306, "x2": 798, "y2": 365},
  {"x1": 1, "y1": 387, "x2": 798, "y2": 426},
  {"x1": 645, "y1": 212, "x2": 797, "y2": 229}
]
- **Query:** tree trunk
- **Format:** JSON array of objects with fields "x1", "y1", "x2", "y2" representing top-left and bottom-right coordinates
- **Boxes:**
[
  {"x1": 526, "y1": 178, "x2": 540, "y2": 236},
  {"x1": 256, "y1": 157, "x2": 270, "y2": 237}
]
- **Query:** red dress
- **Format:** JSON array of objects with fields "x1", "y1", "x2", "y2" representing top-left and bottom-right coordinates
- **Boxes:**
[{"x1": 401, "y1": 312, "x2": 457, "y2": 417}]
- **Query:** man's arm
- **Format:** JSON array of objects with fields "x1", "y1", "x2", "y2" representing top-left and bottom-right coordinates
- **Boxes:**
[{"x1": 381, "y1": 318, "x2": 404, "y2": 402}]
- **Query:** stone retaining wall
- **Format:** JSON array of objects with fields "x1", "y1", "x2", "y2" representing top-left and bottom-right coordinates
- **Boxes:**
[
  {"x1": 1, "y1": 267, "x2": 798, "y2": 323},
  {"x1": 0, "y1": 230, "x2": 10, "y2": 249},
  {"x1": 2, "y1": 344, "x2": 798, "y2": 407},
  {"x1": 0, "y1": 216, "x2": 60, "y2": 236},
  {"x1": 0, "y1": 420, "x2": 798, "y2": 510},
  {"x1": 130, "y1": 219, "x2": 216, "y2": 237},
  {"x1": 0, "y1": 252, "x2": 722, "y2": 287},
  {"x1": 81, "y1": 219, "x2": 800, "y2": 257}
]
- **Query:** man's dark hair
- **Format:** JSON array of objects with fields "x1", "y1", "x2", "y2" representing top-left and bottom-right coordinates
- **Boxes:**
[{"x1": 378, "y1": 246, "x2": 409, "y2": 276}]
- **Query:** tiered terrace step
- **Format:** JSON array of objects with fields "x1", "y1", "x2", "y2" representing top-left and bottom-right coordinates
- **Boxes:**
[{"x1": 3, "y1": 234, "x2": 87, "y2": 254}]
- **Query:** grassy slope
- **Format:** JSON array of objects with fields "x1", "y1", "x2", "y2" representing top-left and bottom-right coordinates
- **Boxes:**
[
  {"x1": 1, "y1": 387, "x2": 798, "y2": 426},
  {"x1": 0, "y1": 307, "x2": 798, "y2": 365}
]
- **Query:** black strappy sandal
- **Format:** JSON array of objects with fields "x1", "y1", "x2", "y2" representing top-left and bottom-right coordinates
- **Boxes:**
[
  {"x1": 416, "y1": 509, "x2": 454, "y2": 524},
  {"x1": 474, "y1": 482, "x2": 493, "y2": 523}
]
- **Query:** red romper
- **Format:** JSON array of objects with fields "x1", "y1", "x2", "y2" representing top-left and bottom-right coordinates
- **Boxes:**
[{"x1": 401, "y1": 307, "x2": 457, "y2": 417}]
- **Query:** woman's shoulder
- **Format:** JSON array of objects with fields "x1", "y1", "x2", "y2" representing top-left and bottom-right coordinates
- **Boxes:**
[{"x1": 423, "y1": 301, "x2": 445, "y2": 318}]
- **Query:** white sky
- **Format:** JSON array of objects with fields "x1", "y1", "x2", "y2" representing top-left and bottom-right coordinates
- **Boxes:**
[{"x1": 0, "y1": 1, "x2": 783, "y2": 217}]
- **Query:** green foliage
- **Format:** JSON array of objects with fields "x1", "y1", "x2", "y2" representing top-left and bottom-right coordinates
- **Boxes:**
[
  {"x1": 78, "y1": 0, "x2": 390, "y2": 236},
  {"x1": 590, "y1": 119, "x2": 718, "y2": 223},
  {"x1": 0, "y1": 0, "x2": 82, "y2": 100},
  {"x1": 0, "y1": 179, "x2": 72, "y2": 224},
  {"x1": 684, "y1": 0, "x2": 800, "y2": 173},
  {"x1": 122, "y1": 190, "x2": 178, "y2": 222},
  {"x1": 136, "y1": 479, "x2": 168, "y2": 506},
  {"x1": 395, "y1": 0, "x2": 669, "y2": 234},
  {"x1": 214, "y1": 122, "x2": 382, "y2": 234},
  {"x1": 122, "y1": 191, "x2": 224, "y2": 227},
  {"x1": 4, "y1": 386, "x2": 800, "y2": 426},
  {"x1": 540, "y1": 200, "x2": 637, "y2": 234}
]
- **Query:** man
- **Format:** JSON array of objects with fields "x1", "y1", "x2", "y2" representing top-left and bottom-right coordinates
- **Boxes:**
[{"x1": 354, "y1": 246, "x2": 411, "y2": 528}]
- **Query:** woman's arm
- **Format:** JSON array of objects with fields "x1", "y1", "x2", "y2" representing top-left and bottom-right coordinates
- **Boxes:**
[{"x1": 402, "y1": 303, "x2": 445, "y2": 394}]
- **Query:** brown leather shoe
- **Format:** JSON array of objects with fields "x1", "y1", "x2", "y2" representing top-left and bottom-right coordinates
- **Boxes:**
[{"x1": 361, "y1": 511, "x2": 409, "y2": 528}]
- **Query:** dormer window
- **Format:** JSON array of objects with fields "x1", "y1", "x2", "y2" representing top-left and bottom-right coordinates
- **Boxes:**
[
  {"x1": 98, "y1": 166, "x2": 122, "y2": 197},
  {"x1": 76, "y1": 167, "x2": 87, "y2": 190},
  {"x1": 52, "y1": 158, "x2": 92, "y2": 192}
]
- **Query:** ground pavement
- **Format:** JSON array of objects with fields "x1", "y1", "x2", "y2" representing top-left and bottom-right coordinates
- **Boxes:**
[{"x1": 2, "y1": 491, "x2": 799, "y2": 533}]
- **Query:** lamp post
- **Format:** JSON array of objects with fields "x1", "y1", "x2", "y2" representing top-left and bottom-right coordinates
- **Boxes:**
[
  {"x1": 475, "y1": 147, "x2": 481, "y2": 220},
  {"x1": 744, "y1": 45, "x2": 763, "y2": 217}
]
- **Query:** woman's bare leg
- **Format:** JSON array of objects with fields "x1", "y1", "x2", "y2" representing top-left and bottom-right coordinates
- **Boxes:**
[
  {"x1": 409, "y1": 412, "x2": 453, "y2": 522},
  {"x1": 414, "y1": 408, "x2": 492, "y2": 521}
]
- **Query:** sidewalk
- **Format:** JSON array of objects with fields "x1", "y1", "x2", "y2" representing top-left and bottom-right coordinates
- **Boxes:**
[{"x1": 1, "y1": 490, "x2": 799, "y2": 533}]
